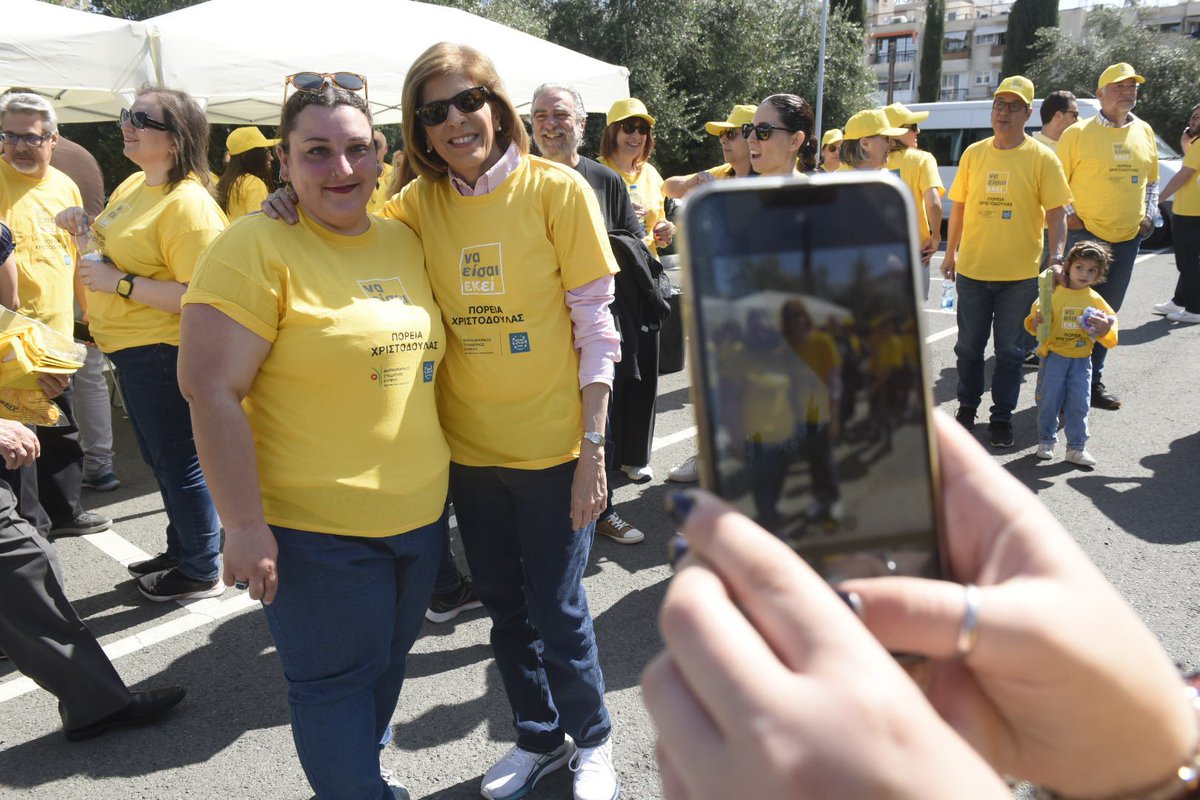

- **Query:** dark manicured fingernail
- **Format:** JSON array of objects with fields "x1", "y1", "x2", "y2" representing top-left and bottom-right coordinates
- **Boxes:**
[
  {"x1": 666, "y1": 534, "x2": 689, "y2": 569},
  {"x1": 837, "y1": 590, "x2": 864, "y2": 620},
  {"x1": 665, "y1": 491, "x2": 695, "y2": 524}
]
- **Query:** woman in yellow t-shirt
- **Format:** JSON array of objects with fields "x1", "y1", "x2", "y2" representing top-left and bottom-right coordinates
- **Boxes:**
[
  {"x1": 179, "y1": 80, "x2": 447, "y2": 800},
  {"x1": 599, "y1": 97, "x2": 676, "y2": 256},
  {"x1": 215, "y1": 126, "x2": 278, "y2": 220},
  {"x1": 1154, "y1": 101, "x2": 1200, "y2": 322},
  {"x1": 55, "y1": 88, "x2": 226, "y2": 603}
]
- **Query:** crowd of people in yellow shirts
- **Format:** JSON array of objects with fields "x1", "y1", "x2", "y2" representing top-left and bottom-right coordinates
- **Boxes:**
[{"x1": 0, "y1": 43, "x2": 1198, "y2": 800}]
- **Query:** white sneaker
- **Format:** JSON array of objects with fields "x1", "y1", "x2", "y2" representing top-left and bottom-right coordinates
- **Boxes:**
[
  {"x1": 570, "y1": 739, "x2": 619, "y2": 800},
  {"x1": 1036, "y1": 443, "x2": 1054, "y2": 460},
  {"x1": 481, "y1": 740, "x2": 573, "y2": 800},
  {"x1": 595, "y1": 513, "x2": 645, "y2": 544},
  {"x1": 381, "y1": 768, "x2": 410, "y2": 800},
  {"x1": 620, "y1": 464, "x2": 653, "y2": 482},
  {"x1": 1152, "y1": 299, "x2": 1184, "y2": 316},
  {"x1": 1065, "y1": 449, "x2": 1097, "y2": 467},
  {"x1": 1168, "y1": 309, "x2": 1200, "y2": 324},
  {"x1": 665, "y1": 455, "x2": 698, "y2": 483}
]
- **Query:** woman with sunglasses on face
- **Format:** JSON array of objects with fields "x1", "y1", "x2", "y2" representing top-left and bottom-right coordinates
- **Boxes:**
[
  {"x1": 215, "y1": 126, "x2": 279, "y2": 220},
  {"x1": 745, "y1": 94, "x2": 817, "y2": 177},
  {"x1": 599, "y1": 98, "x2": 675, "y2": 258},
  {"x1": 55, "y1": 88, "x2": 227, "y2": 603},
  {"x1": 838, "y1": 109, "x2": 907, "y2": 171},
  {"x1": 663, "y1": 104, "x2": 757, "y2": 199},
  {"x1": 818, "y1": 128, "x2": 843, "y2": 172},
  {"x1": 180, "y1": 76, "x2": 445, "y2": 800}
]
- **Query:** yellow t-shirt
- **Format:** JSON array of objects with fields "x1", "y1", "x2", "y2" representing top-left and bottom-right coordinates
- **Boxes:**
[
  {"x1": 224, "y1": 174, "x2": 270, "y2": 220},
  {"x1": 790, "y1": 330, "x2": 840, "y2": 424},
  {"x1": 382, "y1": 155, "x2": 618, "y2": 469},
  {"x1": 367, "y1": 162, "x2": 395, "y2": 216},
  {"x1": 1032, "y1": 131, "x2": 1059, "y2": 154},
  {"x1": 1056, "y1": 116, "x2": 1159, "y2": 242},
  {"x1": 0, "y1": 160, "x2": 82, "y2": 337},
  {"x1": 948, "y1": 136, "x2": 1073, "y2": 281},
  {"x1": 599, "y1": 157, "x2": 668, "y2": 256},
  {"x1": 1023, "y1": 286, "x2": 1117, "y2": 358},
  {"x1": 88, "y1": 172, "x2": 228, "y2": 353},
  {"x1": 183, "y1": 210, "x2": 449, "y2": 537},
  {"x1": 887, "y1": 148, "x2": 944, "y2": 242},
  {"x1": 1172, "y1": 144, "x2": 1200, "y2": 217}
]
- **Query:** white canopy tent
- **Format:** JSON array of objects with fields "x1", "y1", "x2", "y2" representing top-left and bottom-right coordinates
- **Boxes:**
[
  {"x1": 0, "y1": 0, "x2": 153, "y2": 123},
  {"x1": 143, "y1": 0, "x2": 630, "y2": 125}
]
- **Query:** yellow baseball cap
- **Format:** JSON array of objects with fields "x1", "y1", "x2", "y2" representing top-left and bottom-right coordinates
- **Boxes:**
[
  {"x1": 1098, "y1": 62, "x2": 1145, "y2": 90},
  {"x1": 606, "y1": 98, "x2": 656, "y2": 127},
  {"x1": 705, "y1": 104, "x2": 756, "y2": 135},
  {"x1": 226, "y1": 126, "x2": 280, "y2": 156},
  {"x1": 843, "y1": 109, "x2": 907, "y2": 141},
  {"x1": 882, "y1": 102, "x2": 929, "y2": 127},
  {"x1": 993, "y1": 75, "x2": 1035, "y2": 106},
  {"x1": 821, "y1": 128, "x2": 844, "y2": 148}
]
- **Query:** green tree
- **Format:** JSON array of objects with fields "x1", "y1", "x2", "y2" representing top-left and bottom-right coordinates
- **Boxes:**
[
  {"x1": 89, "y1": 0, "x2": 203, "y2": 20},
  {"x1": 830, "y1": 0, "x2": 865, "y2": 28},
  {"x1": 1026, "y1": 8, "x2": 1200, "y2": 139},
  {"x1": 1001, "y1": 0, "x2": 1058, "y2": 78},
  {"x1": 918, "y1": 0, "x2": 944, "y2": 102}
]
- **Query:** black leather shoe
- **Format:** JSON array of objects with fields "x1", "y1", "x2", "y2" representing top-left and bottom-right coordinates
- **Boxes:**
[
  {"x1": 1091, "y1": 382, "x2": 1121, "y2": 410},
  {"x1": 64, "y1": 687, "x2": 186, "y2": 742}
]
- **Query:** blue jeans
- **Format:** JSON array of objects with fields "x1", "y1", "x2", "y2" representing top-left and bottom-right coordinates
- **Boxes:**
[
  {"x1": 954, "y1": 274, "x2": 1038, "y2": 422},
  {"x1": 1036, "y1": 353, "x2": 1091, "y2": 450},
  {"x1": 450, "y1": 460, "x2": 611, "y2": 753},
  {"x1": 107, "y1": 344, "x2": 220, "y2": 581},
  {"x1": 263, "y1": 513, "x2": 445, "y2": 800},
  {"x1": 1065, "y1": 226, "x2": 1140, "y2": 383}
]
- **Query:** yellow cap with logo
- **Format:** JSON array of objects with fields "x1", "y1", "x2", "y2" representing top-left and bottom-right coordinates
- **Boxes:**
[
  {"x1": 883, "y1": 102, "x2": 929, "y2": 127},
  {"x1": 821, "y1": 128, "x2": 844, "y2": 148},
  {"x1": 226, "y1": 126, "x2": 280, "y2": 156},
  {"x1": 1097, "y1": 62, "x2": 1145, "y2": 90},
  {"x1": 843, "y1": 109, "x2": 907, "y2": 141},
  {"x1": 993, "y1": 75, "x2": 1035, "y2": 106},
  {"x1": 606, "y1": 98, "x2": 656, "y2": 127},
  {"x1": 705, "y1": 104, "x2": 756, "y2": 135}
]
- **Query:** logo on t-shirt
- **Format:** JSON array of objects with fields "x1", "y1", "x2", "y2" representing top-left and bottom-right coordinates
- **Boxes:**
[
  {"x1": 986, "y1": 172, "x2": 1009, "y2": 194},
  {"x1": 422, "y1": 361, "x2": 435, "y2": 382},
  {"x1": 460, "y1": 242, "x2": 505, "y2": 295},
  {"x1": 509, "y1": 332, "x2": 531, "y2": 354},
  {"x1": 1062, "y1": 307, "x2": 1083, "y2": 330},
  {"x1": 1131, "y1": 175, "x2": 1140, "y2": 185},
  {"x1": 1111, "y1": 143, "x2": 1132, "y2": 162},
  {"x1": 1002, "y1": 210, "x2": 1012, "y2": 220},
  {"x1": 358, "y1": 277, "x2": 412, "y2": 304}
]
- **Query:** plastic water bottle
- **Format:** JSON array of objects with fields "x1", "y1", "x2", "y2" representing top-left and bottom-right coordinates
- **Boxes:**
[{"x1": 940, "y1": 279, "x2": 956, "y2": 310}]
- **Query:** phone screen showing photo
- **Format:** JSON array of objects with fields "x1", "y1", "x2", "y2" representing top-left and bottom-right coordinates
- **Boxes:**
[{"x1": 685, "y1": 177, "x2": 941, "y2": 582}]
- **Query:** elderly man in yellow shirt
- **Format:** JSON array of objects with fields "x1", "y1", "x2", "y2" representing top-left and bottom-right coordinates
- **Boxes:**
[
  {"x1": 0, "y1": 92, "x2": 111, "y2": 540},
  {"x1": 1056, "y1": 63, "x2": 1159, "y2": 411}
]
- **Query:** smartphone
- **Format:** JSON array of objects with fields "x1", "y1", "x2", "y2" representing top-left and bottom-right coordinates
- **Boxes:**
[
  {"x1": 681, "y1": 173, "x2": 944, "y2": 583},
  {"x1": 73, "y1": 319, "x2": 94, "y2": 344}
]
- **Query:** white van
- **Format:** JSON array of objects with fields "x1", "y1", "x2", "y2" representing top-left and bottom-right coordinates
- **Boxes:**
[{"x1": 906, "y1": 98, "x2": 1181, "y2": 248}]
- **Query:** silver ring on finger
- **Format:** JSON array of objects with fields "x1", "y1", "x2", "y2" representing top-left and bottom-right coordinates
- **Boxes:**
[
  {"x1": 955, "y1": 583, "x2": 981, "y2": 658},
  {"x1": 235, "y1": 580, "x2": 249, "y2": 591}
]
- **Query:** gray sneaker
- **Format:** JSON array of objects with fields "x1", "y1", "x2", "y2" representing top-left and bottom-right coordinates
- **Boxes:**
[{"x1": 48, "y1": 510, "x2": 112, "y2": 539}]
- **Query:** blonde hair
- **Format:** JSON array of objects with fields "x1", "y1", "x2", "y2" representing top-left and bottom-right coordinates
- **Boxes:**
[{"x1": 400, "y1": 42, "x2": 529, "y2": 184}]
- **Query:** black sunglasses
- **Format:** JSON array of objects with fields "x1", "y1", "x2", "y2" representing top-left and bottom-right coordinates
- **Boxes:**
[
  {"x1": 719, "y1": 129, "x2": 741, "y2": 142},
  {"x1": 120, "y1": 108, "x2": 172, "y2": 132},
  {"x1": 619, "y1": 119, "x2": 651, "y2": 136},
  {"x1": 284, "y1": 71, "x2": 368, "y2": 109},
  {"x1": 905, "y1": 124, "x2": 920, "y2": 133},
  {"x1": 741, "y1": 122, "x2": 794, "y2": 141},
  {"x1": 415, "y1": 86, "x2": 491, "y2": 127},
  {"x1": 0, "y1": 131, "x2": 53, "y2": 147}
]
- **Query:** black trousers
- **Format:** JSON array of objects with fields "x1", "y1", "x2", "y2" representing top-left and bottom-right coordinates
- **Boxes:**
[
  {"x1": 1172, "y1": 213, "x2": 1200, "y2": 313},
  {"x1": 610, "y1": 329, "x2": 660, "y2": 468},
  {"x1": 0, "y1": 479, "x2": 130, "y2": 730},
  {"x1": 0, "y1": 382, "x2": 86, "y2": 535}
]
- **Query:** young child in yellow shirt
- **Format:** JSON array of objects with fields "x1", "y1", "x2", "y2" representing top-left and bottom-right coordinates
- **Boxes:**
[{"x1": 1024, "y1": 241, "x2": 1118, "y2": 466}]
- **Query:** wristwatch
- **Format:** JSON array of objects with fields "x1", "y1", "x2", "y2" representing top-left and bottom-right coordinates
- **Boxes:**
[
  {"x1": 582, "y1": 431, "x2": 606, "y2": 447},
  {"x1": 115, "y1": 274, "x2": 136, "y2": 299},
  {"x1": 1050, "y1": 255, "x2": 1066, "y2": 265}
]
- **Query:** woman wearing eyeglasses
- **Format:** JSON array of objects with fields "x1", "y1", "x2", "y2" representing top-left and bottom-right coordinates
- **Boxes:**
[
  {"x1": 180, "y1": 74, "x2": 445, "y2": 800},
  {"x1": 663, "y1": 104, "x2": 757, "y2": 199},
  {"x1": 599, "y1": 98, "x2": 675, "y2": 258},
  {"x1": 55, "y1": 88, "x2": 227, "y2": 603},
  {"x1": 745, "y1": 94, "x2": 817, "y2": 177},
  {"x1": 215, "y1": 126, "x2": 279, "y2": 219}
]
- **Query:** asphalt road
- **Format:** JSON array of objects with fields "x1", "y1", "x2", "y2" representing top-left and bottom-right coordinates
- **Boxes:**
[{"x1": 0, "y1": 250, "x2": 1196, "y2": 800}]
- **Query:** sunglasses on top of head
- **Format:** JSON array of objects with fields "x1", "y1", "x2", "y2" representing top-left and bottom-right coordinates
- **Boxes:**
[
  {"x1": 741, "y1": 122, "x2": 794, "y2": 141},
  {"x1": 283, "y1": 71, "x2": 369, "y2": 107},
  {"x1": 119, "y1": 108, "x2": 172, "y2": 132},
  {"x1": 619, "y1": 119, "x2": 651, "y2": 136},
  {"x1": 414, "y1": 86, "x2": 492, "y2": 127}
]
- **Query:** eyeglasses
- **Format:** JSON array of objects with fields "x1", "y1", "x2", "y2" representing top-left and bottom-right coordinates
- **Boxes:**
[
  {"x1": 619, "y1": 119, "x2": 651, "y2": 136},
  {"x1": 719, "y1": 129, "x2": 741, "y2": 142},
  {"x1": 283, "y1": 71, "x2": 369, "y2": 108},
  {"x1": 0, "y1": 131, "x2": 53, "y2": 147},
  {"x1": 992, "y1": 99, "x2": 1027, "y2": 114},
  {"x1": 414, "y1": 86, "x2": 491, "y2": 127},
  {"x1": 120, "y1": 108, "x2": 172, "y2": 132},
  {"x1": 741, "y1": 122, "x2": 794, "y2": 141}
]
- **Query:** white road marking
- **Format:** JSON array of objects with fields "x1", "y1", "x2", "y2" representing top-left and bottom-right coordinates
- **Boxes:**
[
  {"x1": 925, "y1": 327, "x2": 960, "y2": 343},
  {"x1": 652, "y1": 426, "x2": 697, "y2": 451}
]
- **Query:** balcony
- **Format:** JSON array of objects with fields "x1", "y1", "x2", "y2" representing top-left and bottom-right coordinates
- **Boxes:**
[
  {"x1": 939, "y1": 88, "x2": 969, "y2": 101},
  {"x1": 943, "y1": 45, "x2": 971, "y2": 59},
  {"x1": 869, "y1": 50, "x2": 917, "y2": 65}
]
